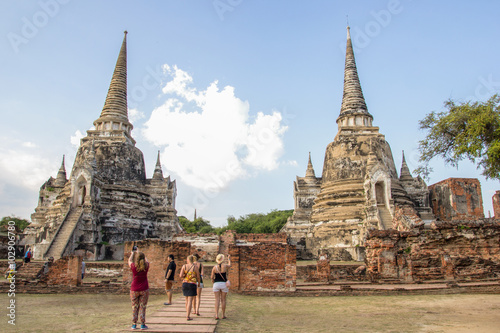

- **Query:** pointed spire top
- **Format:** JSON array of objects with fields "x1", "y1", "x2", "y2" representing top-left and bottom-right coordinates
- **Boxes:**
[
  {"x1": 55, "y1": 155, "x2": 67, "y2": 186},
  {"x1": 155, "y1": 150, "x2": 161, "y2": 167},
  {"x1": 305, "y1": 152, "x2": 316, "y2": 178},
  {"x1": 59, "y1": 155, "x2": 66, "y2": 172},
  {"x1": 152, "y1": 150, "x2": 164, "y2": 180},
  {"x1": 400, "y1": 150, "x2": 414, "y2": 182},
  {"x1": 337, "y1": 25, "x2": 373, "y2": 126},
  {"x1": 94, "y1": 32, "x2": 131, "y2": 128}
]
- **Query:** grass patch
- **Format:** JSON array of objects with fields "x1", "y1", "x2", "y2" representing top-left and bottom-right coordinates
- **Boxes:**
[
  {"x1": 1, "y1": 293, "x2": 166, "y2": 333},
  {"x1": 217, "y1": 294, "x2": 500, "y2": 333},
  {"x1": 2, "y1": 293, "x2": 500, "y2": 332}
]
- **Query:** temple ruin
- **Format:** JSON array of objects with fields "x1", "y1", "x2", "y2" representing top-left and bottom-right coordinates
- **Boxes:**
[
  {"x1": 282, "y1": 27, "x2": 498, "y2": 262},
  {"x1": 23, "y1": 32, "x2": 182, "y2": 261}
]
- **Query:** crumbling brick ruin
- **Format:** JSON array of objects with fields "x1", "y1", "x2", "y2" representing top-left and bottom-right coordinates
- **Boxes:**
[
  {"x1": 228, "y1": 242, "x2": 296, "y2": 292},
  {"x1": 282, "y1": 26, "x2": 434, "y2": 261},
  {"x1": 22, "y1": 32, "x2": 182, "y2": 261},
  {"x1": 123, "y1": 239, "x2": 191, "y2": 289},
  {"x1": 429, "y1": 178, "x2": 484, "y2": 221},
  {"x1": 365, "y1": 221, "x2": 500, "y2": 282},
  {"x1": 8, "y1": 28, "x2": 500, "y2": 297},
  {"x1": 120, "y1": 233, "x2": 296, "y2": 293},
  {"x1": 281, "y1": 27, "x2": 500, "y2": 269}
]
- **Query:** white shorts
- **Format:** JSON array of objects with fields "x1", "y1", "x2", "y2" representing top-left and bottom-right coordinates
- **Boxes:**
[{"x1": 212, "y1": 282, "x2": 228, "y2": 293}]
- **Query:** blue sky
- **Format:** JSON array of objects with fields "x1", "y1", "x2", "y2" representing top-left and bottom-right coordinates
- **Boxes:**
[{"x1": 1, "y1": 0, "x2": 499, "y2": 226}]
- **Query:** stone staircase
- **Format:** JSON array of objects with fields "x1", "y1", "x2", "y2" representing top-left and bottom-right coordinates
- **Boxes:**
[
  {"x1": 16, "y1": 261, "x2": 46, "y2": 281},
  {"x1": 377, "y1": 205, "x2": 393, "y2": 230},
  {"x1": 44, "y1": 207, "x2": 83, "y2": 260}
]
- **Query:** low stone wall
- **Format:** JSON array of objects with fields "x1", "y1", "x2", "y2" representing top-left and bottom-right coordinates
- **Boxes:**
[
  {"x1": 229, "y1": 242, "x2": 296, "y2": 292},
  {"x1": 44, "y1": 255, "x2": 82, "y2": 286},
  {"x1": 365, "y1": 220, "x2": 500, "y2": 282},
  {"x1": 296, "y1": 264, "x2": 367, "y2": 282}
]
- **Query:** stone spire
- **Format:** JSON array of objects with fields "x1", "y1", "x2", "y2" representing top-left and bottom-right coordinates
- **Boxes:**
[
  {"x1": 93, "y1": 31, "x2": 133, "y2": 132},
  {"x1": 305, "y1": 152, "x2": 316, "y2": 178},
  {"x1": 399, "y1": 151, "x2": 414, "y2": 182},
  {"x1": 336, "y1": 26, "x2": 373, "y2": 128},
  {"x1": 152, "y1": 150, "x2": 164, "y2": 180},
  {"x1": 54, "y1": 155, "x2": 67, "y2": 186}
]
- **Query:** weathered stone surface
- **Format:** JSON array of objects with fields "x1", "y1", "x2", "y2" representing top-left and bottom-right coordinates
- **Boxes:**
[
  {"x1": 284, "y1": 28, "x2": 428, "y2": 261},
  {"x1": 399, "y1": 152, "x2": 434, "y2": 222},
  {"x1": 493, "y1": 190, "x2": 500, "y2": 219},
  {"x1": 429, "y1": 178, "x2": 484, "y2": 221},
  {"x1": 283, "y1": 28, "x2": 460, "y2": 262},
  {"x1": 172, "y1": 233, "x2": 220, "y2": 261},
  {"x1": 23, "y1": 33, "x2": 182, "y2": 261},
  {"x1": 281, "y1": 153, "x2": 321, "y2": 259},
  {"x1": 365, "y1": 220, "x2": 500, "y2": 282}
]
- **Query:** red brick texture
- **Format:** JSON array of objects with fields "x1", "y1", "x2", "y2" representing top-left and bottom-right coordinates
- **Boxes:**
[
  {"x1": 123, "y1": 239, "x2": 191, "y2": 290},
  {"x1": 298, "y1": 264, "x2": 368, "y2": 282},
  {"x1": 228, "y1": 242, "x2": 296, "y2": 292},
  {"x1": 429, "y1": 178, "x2": 484, "y2": 221},
  {"x1": 44, "y1": 255, "x2": 82, "y2": 286},
  {"x1": 365, "y1": 221, "x2": 500, "y2": 282}
]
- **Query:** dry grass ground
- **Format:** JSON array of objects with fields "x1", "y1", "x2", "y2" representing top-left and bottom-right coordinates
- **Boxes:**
[{"x1": 1, "y1": 293, "x2": 499, "y2": 332}]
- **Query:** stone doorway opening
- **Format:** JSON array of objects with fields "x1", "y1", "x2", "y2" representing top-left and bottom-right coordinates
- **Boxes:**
[{"x1": 375, "y1": 181, "x2": 386, "y2": 206}]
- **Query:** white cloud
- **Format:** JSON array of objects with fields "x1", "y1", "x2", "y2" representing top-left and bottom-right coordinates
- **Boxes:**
[
  {"x1": 129, "y1": 108, "x2": 145, "y2": 123},
  {"x1": 142, "y1": 65, "x2": 288, "y2": 192},
  {"x1": 0, "y1": 138, "x2": 57, "y2": 190},
  {"x1": 22, "y1": 141, "x2": 36, "y2": 148},
  {"x1": 70, "y1": 130, "x2": 84, "y2": 148}
]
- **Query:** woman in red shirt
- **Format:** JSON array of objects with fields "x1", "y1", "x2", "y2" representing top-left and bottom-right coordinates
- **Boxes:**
[{"x1": 128, "y1": 248, "x2": 149, "y2": 330}]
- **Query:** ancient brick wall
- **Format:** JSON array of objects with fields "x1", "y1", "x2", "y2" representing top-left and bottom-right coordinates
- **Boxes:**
[
  {"x1": 228, "y1": 242, "x2": 296, "y2": 292},
  {"x1": 365, "y1": 221, "x2": 500, "y2": 282},
  {"x1": 218, "y1": 230, "x2": 236, "y2": 256},
  {"x1": 44, "y1": 255, "x2": 82, "y2": 286},
  {"x1": 172, "y1": 233, "x2": 220, "y2": 261},
  {"x1": 123, "y1": 239, "x2": 190, "y2": 289},
  {"x1": 429, "y1": 178, "x2": 484, "y2": 221},
  {"x1": 235, "y1": 233, "x2": 287, "y2": 243},
  {"x1": 392, "y1": 205, "x2": 423, "y2": 231},
  {"x1": 493, "y1": 191, "x2": 500, "y2": 219},
  {"x1": 297, "y1": 263, "x2": 367, "y2": 282}
]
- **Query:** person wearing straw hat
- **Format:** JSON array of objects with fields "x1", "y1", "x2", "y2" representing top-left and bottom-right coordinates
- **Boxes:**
[{"x1": 211, "y1": 253, "x2": 231, "y2": 320}]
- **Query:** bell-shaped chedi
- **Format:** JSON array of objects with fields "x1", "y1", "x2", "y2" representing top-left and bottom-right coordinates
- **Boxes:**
[
  {"x1": 25, "y1": 32, "x2": 182, "y2": 261},
  {"x1": 305, "y1": 27, "x2": 417, "y2": 261}
]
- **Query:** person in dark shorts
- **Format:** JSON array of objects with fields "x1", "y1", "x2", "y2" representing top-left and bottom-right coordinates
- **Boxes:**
[
  {"x1": 164, "y1": 254, "x2": 176, "y2": 305},
  {"x1": 23, "y1": 247, "x2": 32, "y2": 265},
  {"x1": 192, "y1": 253, "x2": 204, "y2": 316},
  {"x1": 179, "y1": 255, "x2": 200, "y2": 321}
]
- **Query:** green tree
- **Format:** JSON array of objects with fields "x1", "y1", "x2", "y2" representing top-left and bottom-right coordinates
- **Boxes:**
[
  {"x1": 179, "y1": 216, "x2": 215, "y2": 233},
  {"x1": 226, "y1": 209, "x2": 293, "y2": 234},
  {"x1": 0, "y1": 216, "x2": 30, "y2": 231},
  {"x1": 416, "y1": 94, "x2": 500, "y2": 180}
]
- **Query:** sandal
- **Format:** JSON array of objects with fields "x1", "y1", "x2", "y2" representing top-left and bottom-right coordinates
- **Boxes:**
[
  {"x1": 186, "y1": 317, "x2": 193, "y2": 321},
  {"x1": 215, "y1": 316, "x2": 220, "y2": 320},
  {"x1": 222, "y1": 316, "x2": 227, "y2": 319}
]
